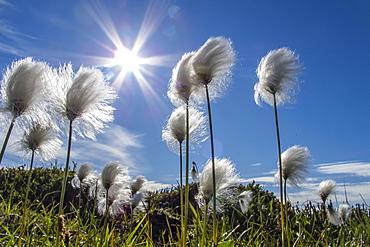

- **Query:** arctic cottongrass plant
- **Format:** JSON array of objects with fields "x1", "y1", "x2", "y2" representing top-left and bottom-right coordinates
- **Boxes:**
[
  {"x1": 15, "y1": 122, "x2": 61, "y2": 243},
  {"x1": 0, "y1": 57, "x2": 50, "y2": 164},
  {"x1": 238, "y1": 191, "x2": 253, "y2": 214},
  {"x1": 318, "y1": 179, "x2": 336, "y2": 204},
  {"x1": 254, "y1": 47, "x2": 302, "y2": 107},
  {"x1": 254, "y1": 47, "x2": 302, "y2": 246},
  {"x1": 55, "y1": 64, "x2": 117, "y2": 232},
  {"x1": 162, "y1": 105, "x2": 207, "y2": 246},
  {"x1": 162, "y1": 105, "x2": 207, "y2": 155},
  {"x1": 275, "y1": 145, "x2": 312, "y2": 203},
  {"x1": 192, "y1": 36, "x2": 236, "y2": 245}
]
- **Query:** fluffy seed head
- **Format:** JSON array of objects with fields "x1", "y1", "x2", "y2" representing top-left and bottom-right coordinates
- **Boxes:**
[
  {"x1": 53, "y1": 64, "x2": 117, "y2": 140},
  {"x1": 198, "y1": 157, "x2": 239, "y2": 204},
  {"x1": 71, "y1": 162, "x2": 98, "y2": 189},
  {"x1": 275, "y1": 145, "x2": 312, "y2": 187},
  {"x1": 101, "y1": 161, "x2": 129, "y2": 190},
  {"x1": 162, "y1": 105, "x2": 207, "y2": 154},
  {"x1": 0, "y1": 57, "x2": 50, "y2": 126},
  {"x1": 97, "y1": 183, "x2": 132, "y2": 218},
  {"x1": 191, "y1": 36, "x2": 236, "y2": 101},
  {"x1": 318, "y1": 179, "x2": 336, "y2": 203},
  {"x1": 238, "y1": 190, "x2": 253, "y2": 214},
  {"x1": 14, "y1": 122, "x2": 62, "y2": 161},
  {"x1": 327, "y1": 204, "x2": 341, "y2": 226},
  {"x1": 168, "y1": 52, "x2": 198, "y2": 106},
  {"x1": 130, "y1": 175, "x2": 147, "y2": 195},
  {"x1": 254, "y1": 47, "x2": 302, "y2": 107},
  {"x1": 338, "y1": 204, "x2": 351, "y2": 223}
]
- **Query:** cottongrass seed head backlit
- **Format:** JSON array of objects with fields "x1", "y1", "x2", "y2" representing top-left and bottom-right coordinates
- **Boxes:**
[
  {"x1": 162, "y1": 105, "x2": 207, "y2": 154},
  {"x1": 13, "y1": 122, "x2": 62, "y2": 161},
  {"x1": 52, "y1": 63, "x2": 117, "y2": 140},
  {"x1": 275, "y1": 145, "x2": 312, "y2": 187},
  {"x1": 198, "y1": 157, "x2": 239, "y2": 205},
  {"x1": 191, "y1": 36, "x2": 236, "y2": 101},
  {"x1": 0, "y1": 57, "x2": 50, "y2": 127},
  {"x1": 254, "y1": 47, "x2": 302, "y2": 107},
  {"x1": 318, "y1": 179, "x2": 336, "y2": 203},
  {"x1": 168, "y1": 52, "x2": 198, "y2": 106}
]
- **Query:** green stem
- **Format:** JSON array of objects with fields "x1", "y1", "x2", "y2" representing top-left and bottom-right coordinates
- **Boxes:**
[
  {"x1": 57, "y1": 120, "x2": 73, "y2": 246},
  {"x1": 273, "y1": 94, "x2": 286, "y2": 247},
  {"x1": 202, "y1": 203, "x2": 209, "y2": 247},
  {"x1": 205, "y1": 85, "x2": 217, "y2": 246},
  {"x1": 184, "y1": 104, "x2": 190, "y2": 246},
  {"x1": 179, "y1": 142, "x2": 185, "y2": 247},
  {"x1": 18, "y1": 149, "x2": 35, "y2": 246},
  {"x1": 0, "y1": 117, "x2": 16, "y2": 165}
]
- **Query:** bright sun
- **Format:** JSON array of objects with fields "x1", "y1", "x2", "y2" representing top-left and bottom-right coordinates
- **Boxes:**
[{"x1": 113, "y1": 46, "x2": 141, "y2": 72}]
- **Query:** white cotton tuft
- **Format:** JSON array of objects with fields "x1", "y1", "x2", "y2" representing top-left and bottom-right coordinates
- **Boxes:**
[
  {"x1": 254, "y1": 47, "x2": 302, "y2": 107},
  {"x1": 97, "y1": 183, "x2": 132, "y2": 218},
  {"x1": 168, "y1": 52, "x2": 199, "y2": 106},
  {"x1": 338, "y1": 203, "x2": 351, "y2": 224},
  {"x1": 52, "y1": 64, "x2": 117, "y2": 140},
  {"x1": 238, "y1": 190, "x2": 253, "y2": 214},
  {"x1": 130, "y1": 175, "x2": 147, "y2": 195},
  {"x1": 13, "y1": 122, "x2": 62, "y2": 161},
  {"x1": 101, "y1": 161, "x2": 130, "y2": 190},
  {"x1": 71, "y1": 162, "x2": 98, "y2": 190},
  {"x1": 0, "y1": 57, "x2": 51, "y2": 128},
  {"x1": 327, "y1": 205, "x2": 341, "y2": 226},
  {"x1": 198, "y1": 157, "x2": 239, "y2": 205},
  {"x1": 162, "y1": 105, "x2": 207, "y2": 155},
  {"x1": 318, "y1": 179, "x2": 336, "y2": 203},
  {"x1": 191, "y1": 36, "x2": 236, "y2": 101},
  {"x1": 275, "y1": 145, "x2": 311, "y2": 187}
]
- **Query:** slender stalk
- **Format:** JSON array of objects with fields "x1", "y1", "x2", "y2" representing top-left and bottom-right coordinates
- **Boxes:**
[
  {"x1": 202, "y1": 203, "x2": 209, "y2": 247},
  {"x1": 18, "y1": 149, "x2": 35, "y2": 246},
  {"x1": 57, "y1": 120, "x2": 73, "y2": 246},
  {"x1": 205, "y1": 85, "x2": 217, "y2": 245},
  {"x1": 179, "y1": 142, "x2": 185, "y2": 247},
  {"x1": 273, "y1": 94, "x2": 286, "y2": 246},
  {"x1": 184, "y1": 103, "x2": 190, "y2": 246},
  {"x1": 0, "y1": 117, "x2": 16, "y2": 164},
  {"x1": 104, "y1": 188, "x2": 110, "y2": 247},
  {"x1": 284, "y1": 179, "x2": 287, "y2": 205}
]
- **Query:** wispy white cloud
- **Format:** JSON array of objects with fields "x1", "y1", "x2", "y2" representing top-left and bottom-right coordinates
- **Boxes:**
[
  {"x1": 315, "y1": 161, "x2": 370, "y2": 177},
  {"x1": 251, "y1": 163, "x2": 262, "y2": 166},
  {"x1": 66, "y1": 123, "x2": 144, "y2": 173},
  {"x1": 239, "y1": 176, "x2": 275, "y2": 184}
]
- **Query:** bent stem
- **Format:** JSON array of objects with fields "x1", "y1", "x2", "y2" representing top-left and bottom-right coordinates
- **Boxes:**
[
  {"x1": 18, "y1": 149, "x2": 35, "y2": 246},
  {"x1": 205, "y1": 84, "x2": 217, "y2": 245},
  {"x1": 273, "y1": 94, "x2": 286, "y2": 246},
  {"x1": 0, "y1": 117, "x2": 16, "y2": 165},
  {"x1": 57, "y1": 120, "x2": 73, "y2": 246}
]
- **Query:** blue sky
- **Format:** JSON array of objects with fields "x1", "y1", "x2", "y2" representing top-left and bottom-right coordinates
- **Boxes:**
[{"x1": 1, "y1": 0, "x2": 370, "y2": 205}]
